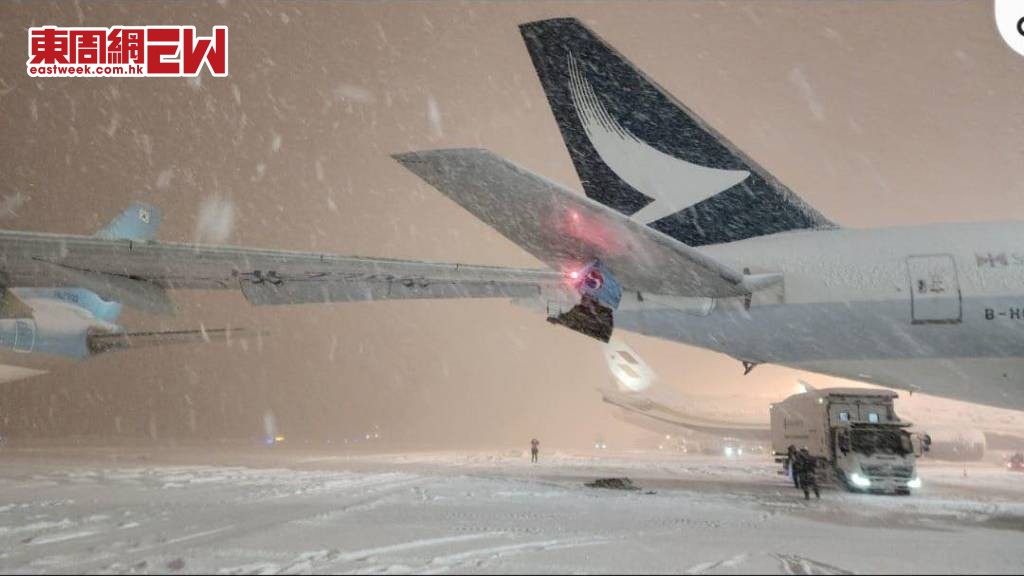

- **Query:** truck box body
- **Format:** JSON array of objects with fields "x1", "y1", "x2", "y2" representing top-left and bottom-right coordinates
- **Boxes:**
[{"x1": 771, "y1": 388, "x2": 901, "y2": 458}]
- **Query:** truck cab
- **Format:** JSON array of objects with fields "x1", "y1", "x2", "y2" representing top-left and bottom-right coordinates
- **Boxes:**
[{"x1": 834, "y1": 423, "x2": 919, "y2": 494}]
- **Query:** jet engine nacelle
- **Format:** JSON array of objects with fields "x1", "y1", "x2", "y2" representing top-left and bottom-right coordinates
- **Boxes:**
[
  {"x1": 0, "y1": 316, "x2": 107, "y2": 359},
  {"x1": 547, "y1": 260, "x2": 622, "y2": 342},
  {"x1": 0, "y1": 318, "x2": 37, "y2": 354},
  {"x1": 0, "y1": 314, "x2": 130, "y2": 359}
]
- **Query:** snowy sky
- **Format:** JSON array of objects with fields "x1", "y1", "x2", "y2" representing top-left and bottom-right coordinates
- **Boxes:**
[{"x1": 1, "y1": 1, "x2": 1023, "y2": 447}]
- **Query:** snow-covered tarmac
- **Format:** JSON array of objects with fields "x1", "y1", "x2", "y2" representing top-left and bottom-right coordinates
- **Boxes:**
[{"x1": 1, "y1": 447, "x2": 1023, "y2": 574}]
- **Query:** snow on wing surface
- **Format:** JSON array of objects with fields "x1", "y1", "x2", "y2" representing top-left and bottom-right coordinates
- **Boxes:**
[
  {"x1": 393, "y1": 148, "x2": 748, "y2": 298},
  {"x1": 0, "y1": 147, "x2": 750, "y2": 309},
  {"x1": 0, "y1": 231, "x2": 567, "y2": 307},
  {"x1": 235, "y1": 259, "x2": 568, "y2": 306}
]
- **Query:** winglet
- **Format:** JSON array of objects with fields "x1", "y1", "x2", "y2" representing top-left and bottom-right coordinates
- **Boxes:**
[{"x1": 95, "y1": 203, "x2": 162, "y2": 241}]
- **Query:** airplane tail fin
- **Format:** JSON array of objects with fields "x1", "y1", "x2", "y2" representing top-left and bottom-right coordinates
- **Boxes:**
[
  {"x1": 519, "y1": 18, "x2": 833, "y2": 246},
  {"x1": 95, "y1": 202, "x2": 162, "y2": 241}
]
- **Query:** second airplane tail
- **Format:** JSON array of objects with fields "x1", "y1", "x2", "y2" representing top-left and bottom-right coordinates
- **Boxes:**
[{"x1": 94, "y1": 202, "x2": 162, "y2": 242}]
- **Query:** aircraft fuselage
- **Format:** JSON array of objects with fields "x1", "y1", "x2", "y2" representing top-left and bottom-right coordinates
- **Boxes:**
[{"x1": 613, "y1": 222, "x2": 1024, "y2": 408}]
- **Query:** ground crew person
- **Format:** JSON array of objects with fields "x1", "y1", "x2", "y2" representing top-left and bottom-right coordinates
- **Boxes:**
[
  {"x1": 796, "y1": 447, "x2": 820, "y2": 500},
  {"x1": 531, "y1": 438, "x2": 540, "y2": 463},
  {"x1": 787, "y1": 444, "x2": 799, "y2": 488}
]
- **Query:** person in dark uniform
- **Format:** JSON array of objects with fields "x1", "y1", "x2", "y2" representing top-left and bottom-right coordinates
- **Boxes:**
[
  {"x1": 787, "y1": 444, "x2": 800, "y2": 488},
  {"x1": 530, "y1": 438, "x2": 540, "y2": 463},
  {"x1": 795, "y1": 447, "x2": 820, "y2": 500}
]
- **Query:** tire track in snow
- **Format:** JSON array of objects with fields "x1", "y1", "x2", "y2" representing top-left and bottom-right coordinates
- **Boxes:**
[
  {"x1": 298, "y1": 532, "x2": 505, "y2": 573},
  {"x1": 427, "y1": 536, "x2": 613, "y2": 571},
  {"x1": 25, "y1": 530, "x2": 99, "y2": 546},
  {"x1": 685, "y1": 552, "x2": 750, "y2": 574},
  {"x1": 774, "y1": 553, "x2": 854, "y2": 575},
  {"x1": 56, "y1": 473, "x2": 433, "y2": 574}
]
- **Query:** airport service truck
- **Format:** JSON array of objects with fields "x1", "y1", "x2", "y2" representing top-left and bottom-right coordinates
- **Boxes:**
[{"x1": 771, "y1": 388, "x2": 922, "y2": 494}]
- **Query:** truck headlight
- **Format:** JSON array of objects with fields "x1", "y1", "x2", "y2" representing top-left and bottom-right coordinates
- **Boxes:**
[
  {"x1": 907, "y1": 477, "x2": 922, "y2": 489},
  {"x1": 850, "y1": 472, "x2": 872, "y2": 488}
]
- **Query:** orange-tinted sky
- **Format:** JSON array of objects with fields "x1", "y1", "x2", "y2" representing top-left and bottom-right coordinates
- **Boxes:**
[{"x1": 1, "y1": 1, "x2": 1023, "y2": 447}]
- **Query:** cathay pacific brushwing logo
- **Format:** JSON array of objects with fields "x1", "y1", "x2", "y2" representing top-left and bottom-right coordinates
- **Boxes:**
[{"x1": 566, "y1": 53, "x2": 749, "y2": 224}]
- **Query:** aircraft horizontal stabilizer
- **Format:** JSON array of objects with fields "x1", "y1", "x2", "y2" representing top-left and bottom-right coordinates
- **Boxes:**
[
  {"x1": 601, "y1": 339, "x2": 768, "y2": 439},
  {"x1": 394, "y1": 148, "x2": 749, "y2": 298},
  {"x1": 601, "y1": 388, "x2": 770, "y2": 441}
]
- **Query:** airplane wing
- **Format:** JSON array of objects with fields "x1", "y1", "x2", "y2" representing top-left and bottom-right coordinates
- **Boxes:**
[
  {"x1": 0, "y1": 232, "x2": 571, "y2": 310},
  {"x1": 0, "y1": 149, "x2": 756, "y2": 311},
  {"x1": 394, "y1": 148, "x2": 752, "y2": 298}
]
